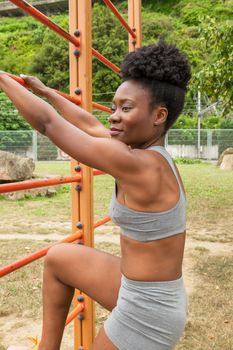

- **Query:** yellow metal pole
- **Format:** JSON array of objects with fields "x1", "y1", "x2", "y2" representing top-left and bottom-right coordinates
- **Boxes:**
[
  {"x1": 128, "y1": 0, "x2": 142, "y2": 51},
  {"x1": 69, "y1": 1, "x2": 95, "y2": 349}
]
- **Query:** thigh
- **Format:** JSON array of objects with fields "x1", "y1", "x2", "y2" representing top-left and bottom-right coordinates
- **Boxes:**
[
  {"x1": 45, "y1": 243, "x2": 121, "y2": 311},
  {"x1": 92, "y1": 327, "x2": 118, "y2": 350}
]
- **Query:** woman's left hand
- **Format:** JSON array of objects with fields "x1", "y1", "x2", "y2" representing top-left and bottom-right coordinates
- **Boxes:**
[{"x1": 19, "y1": 75, "x2": 48, "y2": 96}]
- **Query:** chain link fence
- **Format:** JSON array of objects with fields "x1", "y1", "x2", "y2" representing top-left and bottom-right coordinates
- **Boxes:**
[{"x1": 0, "y1": 129, "x2": 232, "y2": 161}]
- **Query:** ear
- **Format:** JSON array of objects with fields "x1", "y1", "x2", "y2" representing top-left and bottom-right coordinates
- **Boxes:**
[{"x1": 153, "y1": 106, "x2": 168, "y2": 126}]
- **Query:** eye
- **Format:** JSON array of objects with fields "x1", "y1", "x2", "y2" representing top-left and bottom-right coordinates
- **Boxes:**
[
  {"x1": 122, "y1": 106, "x2": 131, "y2": 112},
  {"x1": 111, "y1": 106, "x2": 116, "y2": 113}
]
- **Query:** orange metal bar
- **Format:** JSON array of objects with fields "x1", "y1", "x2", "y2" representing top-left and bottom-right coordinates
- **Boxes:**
[
  {"x1": 92, "y1": 48, "x2": 121, "y2": 74},
  {"x1": 54, "y1": 89, "x2": 81, "y2": 105},
  {"x1": 9, "y1": 0, "x2": 120, "y2": 74},
  {"x1": 94, "y1": 216, "x2": 111, "y2": 228},
  {"x1": 92, "y1": 102, "x2": 111, "y2": 113},
  {"x1": 93, "y1": 169, "x2": 105, "y2": 176},
  {"x1": 69, "y1": 0, "x2": 85, "y2": 346},
  {"x1": 9, "y1": 0, "x2": 80, "y2": 47},
  {"x1": 6, "y1": 73, "x2": 81, "y2": 105},
  {"x1": 103, "y1": 0, "x2": 137, "y2": 38},
  {"x1": 7, "y1": 74, "x2": 111, "y2": 113},
  {"x1": 0, "y1": 231, "x2": 83, "y2": 278},
  {"x1": 7, "y1": 73, "x2": 28, "y2": 87},
  {"x1": 0, "y1": 175, "x2": 81, "y2": 194},
  {"x1": 128, "y1": 0, "x2": 142, "y2": 51},
  {"x1": 72, "y1": 1, "x2": 96, "y2": 347},
  {"x1": 65, "y1": 303, "x2": 84, "y2": 326},
  {"x1": 0, "y1": 215, "x2": 111, "y2": 279}
]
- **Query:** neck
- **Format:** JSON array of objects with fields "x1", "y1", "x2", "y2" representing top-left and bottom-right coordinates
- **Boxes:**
[{"x1": 131, "y1": 134, "x2": 165, "y2": 150}]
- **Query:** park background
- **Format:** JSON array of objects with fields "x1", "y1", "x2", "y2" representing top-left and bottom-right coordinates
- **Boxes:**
[{"x1": 0, "y1": 0, "x2": 233, "y2": 349}]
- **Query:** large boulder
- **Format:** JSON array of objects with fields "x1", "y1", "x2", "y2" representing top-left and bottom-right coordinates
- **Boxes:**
[
  {"x1": 0, "y1": 151, "x2": 35, "y2": 182},
  {"x1": 217, "y1": 148, "x2": 233, "y2": 170},
  {"x1": 220, "y1": 154, "x2": 233, "y2": 170}
]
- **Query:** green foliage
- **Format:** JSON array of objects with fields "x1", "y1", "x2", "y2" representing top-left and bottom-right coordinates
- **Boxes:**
[
  {"x1": 92, "y1": 3, "x2": 127, "y2": 101},
  {"x1": 0, "y1": 130, "x2": 32, "y2": 153},
  {"x1": 30, "y1": 28, "x2": 70, "y2": 91},
  {"x1": 219, "y1": 117, "x2": 233, "y2": 129},
  {"x1": 0, "y1": 17, "x2": 44, "y2": 75},
  {"x1": 173, "y1": 114, "x2": 197, "y2": 129},
  {"x1": 0, "y1": 93, "x2": 32, "y2": 151},
  {"x1": 168, "y1": 129, "x2": 198, "y2": 145},
  {"x1": 28, "y1": 15, "x2": 69, "y2": 91},
  {"x1": 37, "y1": 134, "x2": 58, "y2": 160},
  {"x1": 0, "y1": 93, "x2": 30, "y2": 130},
  {"x1": 193, "y1": 17, "x2": 233, "y2": 116},
  {"x1": 174, "y1": 157, "x2": 203, "y2": 164},
  {"x1": 0, "y1": 0, "x2": 232, "y2": 131}
]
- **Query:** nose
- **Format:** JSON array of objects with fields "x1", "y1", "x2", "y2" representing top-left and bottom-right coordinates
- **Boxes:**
[{"x1": 108, "y1": 110, "x2": 121, "y2": 124}]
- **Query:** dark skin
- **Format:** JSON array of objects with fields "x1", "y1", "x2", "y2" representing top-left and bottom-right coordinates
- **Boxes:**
[{"x1": 0, "y1": 72, "x2": 185, "y2": 349}]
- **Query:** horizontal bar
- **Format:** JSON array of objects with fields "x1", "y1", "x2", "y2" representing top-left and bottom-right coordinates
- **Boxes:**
[
  {"x1": 7, "y1": 73, "x2": 111, "y2": 113},
  {"x1": 102, "y1": 0, "x2": 137, "y2": 38},
  {"x1": 9, "y1": 0, "x2": 120, "y2": 74},
  {"x1": 65, "y1": 303, "x2": 84, "y2": 326},
  {"x1": 55, "y1": 89, "x2": 81, "y2": 105},
  {"x1": 92, "y1": 102, "x2": 111, "y2": 113},
  {"x1": 0, "y1": 230, "x2": 83, "y2": 278},
  {"x1": 0, "y1": 175, "x2": 82, "y2": 194},
  {"x1": 93, "y1": 169, "x2": 106, "y2": 176},
  {"x1": 94, "y1": 216, "x2": 111, "y2": 228},
  {"x1": 7, "y1": 73, "x2": 81, "y2": 105},
  {"x1": 0, "y1": 217, "x2": 111, "y2": 278},
  {"x1": 9, "y1": 0, "x2": 80, "y2": 46}
]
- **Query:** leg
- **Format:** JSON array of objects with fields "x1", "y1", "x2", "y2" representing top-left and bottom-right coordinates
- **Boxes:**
[
  {"x1": 92, "y1": 327, "x2": 118, "y2": 350},
  {"x1": 38, "y1": 243, "x2": 121, "y2": 350}
]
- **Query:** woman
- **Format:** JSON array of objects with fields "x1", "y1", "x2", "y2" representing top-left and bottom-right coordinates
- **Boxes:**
[{"x1": 1, "y1": 40, "x2": 191, "y2": 350}]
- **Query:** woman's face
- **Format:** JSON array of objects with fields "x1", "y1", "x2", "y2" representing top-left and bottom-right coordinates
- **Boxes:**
[{"x1": 108, "y1": 80, "x2": 164, "y2": 148}]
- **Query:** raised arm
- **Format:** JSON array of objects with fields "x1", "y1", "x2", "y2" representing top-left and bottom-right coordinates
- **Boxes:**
[
  {"x1": 20, "y1": 75, "x2": 110, "y2": 138},
  {"x1": 0, "y1": 73, "x2": 140, "y2": 181}
]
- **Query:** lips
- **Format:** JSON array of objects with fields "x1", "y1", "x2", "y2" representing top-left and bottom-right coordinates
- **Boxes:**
[{"x1": 110, "y1": 127, "x2": 122, "y2": 136}]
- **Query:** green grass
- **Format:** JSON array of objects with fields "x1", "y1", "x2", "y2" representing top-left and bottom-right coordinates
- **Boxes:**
[
  {"x1": 0, "y1": 240, "x2": 44, "y2": 318},
  {"x1": 180, "y1": 163, "x2": 233, "y2": 242},
  {"x1": 1, "y1": 161, "x2": 233, "y2": 241},
  {"x1": 34, "y1": 161, "x2": 70, "y2": 177},
  {"x1": 0, "y1": 161, "x2": 233, "y2": 349},
  {"x1": 177, "y1": 252, "x2": 233, "y2": 350}
]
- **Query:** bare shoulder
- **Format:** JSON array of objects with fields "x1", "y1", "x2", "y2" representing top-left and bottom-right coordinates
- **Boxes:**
[
  {"x1": 120, "y1": 147, "x2": 163, "y2": 187},
  {"x1": 116, "y1": 148, "x2": 164, "y2": 209},
  {"x1": 131, "y1": 147, "x2": 164, "y2": 171}
]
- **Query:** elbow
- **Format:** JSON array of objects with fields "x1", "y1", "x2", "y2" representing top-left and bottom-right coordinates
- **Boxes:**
[
  {"x1": 38, "y1": 123, "x2": 47, "y2": 135},
  {"x1": 36, "y1": 110, "x2": 54, "y2": 136}
]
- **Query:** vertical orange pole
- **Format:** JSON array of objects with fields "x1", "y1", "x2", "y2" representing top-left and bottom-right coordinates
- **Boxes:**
[
  {"x1": 69, "y1": 1, "x2": 95, "y2": 349},
  {"x1": 128, "y1": 0, "x2": 142, "y2": 51}
]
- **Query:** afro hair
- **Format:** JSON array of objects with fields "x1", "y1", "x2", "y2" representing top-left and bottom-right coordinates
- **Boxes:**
[
  {"x1": 120, "y1": 40, "x2": 192, "y2": 131},
  {"x1": 121, "y1": 40, "x2": 191, "y2": 91}
]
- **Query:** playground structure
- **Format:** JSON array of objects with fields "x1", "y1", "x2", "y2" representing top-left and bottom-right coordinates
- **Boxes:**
[{"x1": 0, "y1": 1, "x2": 142, "y2": 349}]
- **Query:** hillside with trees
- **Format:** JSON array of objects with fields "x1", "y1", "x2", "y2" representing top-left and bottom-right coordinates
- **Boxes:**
[{"x1": 0, "y1": 0, "x2": 232, "y2": 131}]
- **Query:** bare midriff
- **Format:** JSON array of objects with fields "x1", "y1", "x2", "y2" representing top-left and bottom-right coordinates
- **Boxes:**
[{"x1": 120, "y1": 232, "x2": 186, "y2": 282}]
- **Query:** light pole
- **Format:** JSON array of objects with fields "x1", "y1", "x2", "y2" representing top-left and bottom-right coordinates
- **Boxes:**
[
  {"x1": 197, "y1": 98, "x2": 218, "y2": 159},
  {"x1": 197, "y1": 89, "x2": 201, "y2": 158}
]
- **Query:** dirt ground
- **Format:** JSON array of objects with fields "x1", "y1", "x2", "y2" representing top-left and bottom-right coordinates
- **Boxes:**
[{"x1": 1, "y1": 222, "x2": 232, "y2": 349}]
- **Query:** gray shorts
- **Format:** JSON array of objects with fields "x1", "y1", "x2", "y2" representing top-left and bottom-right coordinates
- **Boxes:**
[{"x1": 104, "y1": 275, "x2": 187, "y2": 350}]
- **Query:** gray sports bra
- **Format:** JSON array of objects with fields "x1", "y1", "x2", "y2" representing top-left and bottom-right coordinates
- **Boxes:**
[{"x1": 109, "y1": 146, "x2": 186, "y2": 241}]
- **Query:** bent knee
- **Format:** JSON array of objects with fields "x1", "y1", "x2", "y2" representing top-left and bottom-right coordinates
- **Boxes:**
[{"x1": 44, "y1": 243, "x2": 74, "y2": 268}]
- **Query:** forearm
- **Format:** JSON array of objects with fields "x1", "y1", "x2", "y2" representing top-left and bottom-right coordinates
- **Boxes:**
[
  {"x1": 0, "y1": 74, "x2": 58, "y2": 134},
  {"x1": 42, "y1": 87, "x2": 109, "y2": 137}
]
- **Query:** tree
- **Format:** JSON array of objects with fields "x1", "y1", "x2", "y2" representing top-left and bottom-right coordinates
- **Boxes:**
[
  {"x1": 30, "y1": 17, "x2": 70, "y2": 92},
  {"x1": 92, "y1": 3, "x2": 127, "y2": 103},
  {"x1": 193, "y1": 17, "x2": 233, "y2": 115}
]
